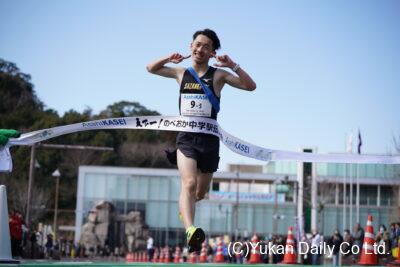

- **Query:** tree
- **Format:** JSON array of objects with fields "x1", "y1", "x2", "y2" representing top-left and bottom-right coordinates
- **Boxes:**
[{"x1": 0, "y1": 59, "x2": 177, "y2": 227}]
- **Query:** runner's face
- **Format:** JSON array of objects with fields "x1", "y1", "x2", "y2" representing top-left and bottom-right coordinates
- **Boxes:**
[{"x1": 190, "y1": 34, "x2": 215, "y2": 64}]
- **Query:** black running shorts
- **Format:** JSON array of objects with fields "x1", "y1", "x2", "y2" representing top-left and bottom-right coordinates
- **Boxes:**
[{"x1": 166, "y1": 132, "x2": 220, "y2": 173}]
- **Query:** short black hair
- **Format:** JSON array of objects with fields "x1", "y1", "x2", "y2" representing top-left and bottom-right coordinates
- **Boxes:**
[{"x1": 193, "y1": 29, "x2": 221, "y2": 51}]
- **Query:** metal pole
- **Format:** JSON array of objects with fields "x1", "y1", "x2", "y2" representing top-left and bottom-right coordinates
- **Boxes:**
[
  {"x1": 235, "y1": 166, "x2": 239, "y2": 240},
  {"x1": 297, "y1": 161, "x2": 304, "y2": 237},
  {"x1": 273, "y1": 183, "x2": 277, "y2": 234},
  {"x1": 311, "y1": 162, "x2": 317, "y2": 232},
  {"x1": 53, "y1": 175, "x2": 60, "y2": 239},
  {"x1": 343, "y1": 164, "x2": 347, "y2": 232},
  {"x1": 39, "y1": 144, "x2": 113, "y2": 151},
  {"x1": 356, "y1": 165, "x2": 360, "y2": 223},
  {"x1": 350, "y1": 164, "x2": 353, "y2": 229},
  {"x1": 26, "y1": 144, "x2": 36, "y2": 228}
]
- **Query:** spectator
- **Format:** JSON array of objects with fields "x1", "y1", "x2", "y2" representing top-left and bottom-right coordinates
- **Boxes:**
[
  {"x1": 260, "y1": 238, "x2": 269, "y2": 264},
  {"x1": 222, "y1": 241, "x2": 229, "y2": 262},
  {"x1": 276, "y1": 235, "x2": 284, "y2": 263},
  {"x1": 45, "y1": 234, "x2": 54, "y2": 259},
  {"x1": 395, "y1": 223, "x2": 400, "y2": 249},
  {"x1": 235, "y1": 240, "x2": 244, "y2": 264},
  {"x1": 376, "y1": 224, "x2": 391, "y2": 263},
  {"x1": 311, "y1": 229, "x2": 322, "y2": 265},
  {"x1": 353, "y1": 222, "x2": 364, "y2": 260},
  {"x1": 329, "y1": 229, "x2": 343, "y2": 266},
  {"x1": 29, "y1": 230, "x2": 37, "y2": 259},
  {"x1": 300, "y1": 234, "x2": 311, "y2": 264},
  {"x1": 342, "y1": 229, "x2": 353, "y2": 258},
  {"x1": 390, "y1": 223, "x2": 396, "y2": 250},
  {"x1": 9, "y1": 210, "x2": 23, "y2": 257},
  {"x1": 65, "y1": 240, "x2": 71, "y2": 258},
  {"x1": 147, "y1": 234, "x2": 154, "y2": 261}
]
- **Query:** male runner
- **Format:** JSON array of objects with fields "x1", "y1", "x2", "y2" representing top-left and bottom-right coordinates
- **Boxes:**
[{"x1": 146, "y1": 29, "x2": 256, "y2": 252}]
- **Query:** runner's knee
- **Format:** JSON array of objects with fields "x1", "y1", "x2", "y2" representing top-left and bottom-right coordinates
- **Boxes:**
[{"x1": 182, "y1": 178, "x2": 197, "y2": 195}]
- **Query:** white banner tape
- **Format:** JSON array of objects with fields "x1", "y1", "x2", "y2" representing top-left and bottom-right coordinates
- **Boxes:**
[{"x1": 1, "y1": 115, "x2": 399, "y2": 172}]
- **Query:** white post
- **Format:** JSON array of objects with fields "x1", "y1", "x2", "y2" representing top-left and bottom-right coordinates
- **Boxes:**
[
  {"x1": 297, "y1": 160, "x2": 304, "y2": 237},
  {"x1": 349, "y1": 164, "x2": 353, "y2": 230},
  {"x1": 377, "y1": 185, "x2": 381, "y2": 207},
  {"x1": 356, "y1": 165, "x2": 360, "y2": 223},
  {"x1": 343, "y1": 164, "x2": 347, "y2": 232},
  {"x1": 335, "y1": 183, "x2": 339, "y2": 205},
  {"x1": 311, "y1": 150, "x2": 318, "y2": 232}
]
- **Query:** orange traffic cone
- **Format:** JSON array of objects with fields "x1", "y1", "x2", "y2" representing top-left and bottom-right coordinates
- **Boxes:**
[
  {"x1": 164, "y1": 247, "x2": 171, "y2": 263},
  {"x1": 358, "y1": 215, "x2": 378, "y2": 265},
  {"x1": 133, "y1": 252, "x2": 137, "y2": 262},
  {"x1": 200, "y1": 242, "x2": 208, "y2": 263},
  {"x1": 153, "y1": 248, "x2": 159, "y2": 263},
  {"x1": 189, "y1": 252, "x2": 198, "y2": 263},
  {"x1": 159, "y1": 248, "x2": 165, "y2": 263},
  {"x1": 214, "y1": 239, "x2": 225, "y2": 263},
  {"x1": 174, "y1": 246, "x2": 182, "y2": 263},
  {"x1": 249, "y1": 234, "x2": 262, "y2": 264},
  {"x1": 125, "y1": 252, "x2": 133, "y2": 262},
  {"x1": 281, "y1": 227, "x2": 297, "y2": 264}
]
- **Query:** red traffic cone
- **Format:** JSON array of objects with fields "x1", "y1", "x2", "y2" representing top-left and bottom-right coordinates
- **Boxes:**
[
  {"x1": 133, "y1": 252, "x2": 137, "y2": 262},
  {"x1": 174, "y1": 246, "x2": 182, "y2": 263},
  {"x1": 125, "y1": 252, "x2": 133, "y2": 262},
  {"x1": 159, "y1": 248, "x2": 165, "y2": 263},
  {"x1": 281, "y1": 227, "x2": 297, "y2": 264},
  {"x1": 153, "y1": 248, "x2": 159, "y2": 263},
  {"x1": 358, "y1": 215, "x2": 378, "y2": 265},
  {"x1": 189, "y1": 252, "x2": 198, "y2": 263},
  {"x1": 200, "y1": 242, "x2": 208, "y2": 263},
  {"x1": 249, "y1": 234, "x2": 261, "y2": 264},
  {"x1": 164, "y1": 247, "x2": 171, "y2": 263},
  {"x1": 214, "y1": 239, "x2": 225, "y2": 263}
]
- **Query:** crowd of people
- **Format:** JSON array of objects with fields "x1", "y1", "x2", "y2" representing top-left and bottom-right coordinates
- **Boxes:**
[
  {"x1": 8, "y1": 210, "x2": 77, "y2": 260},
  {"x1": 8, "y1": 209, "x2": 400, "y2": 265},
  {"x1": 144, "y1": 224, "x2": 398, "y2": 266}
]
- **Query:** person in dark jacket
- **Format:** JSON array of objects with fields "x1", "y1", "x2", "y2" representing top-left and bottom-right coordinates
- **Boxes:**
[{"x1": 329, "y1": 229, "x2": 343, "y2": 266}]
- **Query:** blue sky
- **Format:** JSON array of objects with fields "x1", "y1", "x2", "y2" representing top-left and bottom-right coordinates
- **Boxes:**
[{"x1": 1, "y1": 0, "x2": 399, "y2": 170}]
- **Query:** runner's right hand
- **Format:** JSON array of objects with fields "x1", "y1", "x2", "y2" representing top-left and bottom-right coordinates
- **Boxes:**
[{"x1": 168, "y1": 53, "x2": 190, "y2": 64}]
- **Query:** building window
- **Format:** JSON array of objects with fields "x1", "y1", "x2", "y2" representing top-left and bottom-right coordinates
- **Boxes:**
[{"x1": 212, "y1": 181, "x2": 220, "y2": 191}]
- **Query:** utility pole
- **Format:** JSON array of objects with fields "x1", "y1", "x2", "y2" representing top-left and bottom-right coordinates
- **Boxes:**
[
  {"x1": 26, "y1": 144, "x2": 36, "y2": 228},
  {"x1": 272, "y1": 179, "x2": 280, "y2": 234},
  {"x1": 52, "y1": 169, "x2": 61, "y2": 239},
  {"x1": 235, "y1": 165, "x2": 240, "y2": 240}
]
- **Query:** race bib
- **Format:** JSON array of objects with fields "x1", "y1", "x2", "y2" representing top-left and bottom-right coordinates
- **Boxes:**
[{"x1": 180, "y1": 94, "x2": 212, "y2": 117}]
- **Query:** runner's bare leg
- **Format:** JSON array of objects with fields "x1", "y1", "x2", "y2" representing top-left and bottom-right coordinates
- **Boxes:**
[
  {"x1": 196, "y1": 171, "x2": 213, "y2": 201},
  {"x1": 177, "y1": 149, "x2": 197, "y2": 229}
]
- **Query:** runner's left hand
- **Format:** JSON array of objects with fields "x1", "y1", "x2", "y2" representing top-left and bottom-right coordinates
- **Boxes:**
[{"x1": 213, "y1": 55, "x2": 236, "y2": 69}]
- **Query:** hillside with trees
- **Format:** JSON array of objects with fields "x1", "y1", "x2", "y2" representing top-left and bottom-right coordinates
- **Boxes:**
[{"x1": 0, "y1": 58, "x2": 176, "y2": 226}]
